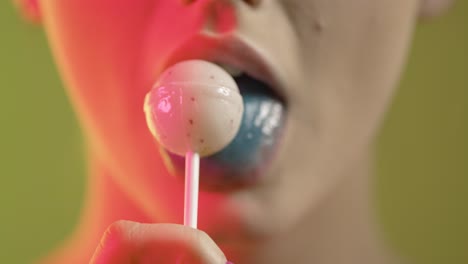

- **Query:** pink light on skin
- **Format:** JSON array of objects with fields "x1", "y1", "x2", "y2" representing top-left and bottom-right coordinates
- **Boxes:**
[{"x1": 35, "y1": 0, "x2": 246, "y2": 262}]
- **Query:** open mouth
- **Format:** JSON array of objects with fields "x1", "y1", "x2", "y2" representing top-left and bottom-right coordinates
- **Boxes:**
[
  {"x1": 158, "y1": 34, "x2": 289, "y2": 191},
  {"x1": 167, "y1": 65, "x2": 288, "y2": 191},
  {"x1": 216, "y1": 62, "x2": 287, "y2": 107}
]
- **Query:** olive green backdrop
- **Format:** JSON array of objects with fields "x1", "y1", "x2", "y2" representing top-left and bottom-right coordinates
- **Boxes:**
[{"x1": 0, "y1": 2, "x2": 466, "y2": 263}]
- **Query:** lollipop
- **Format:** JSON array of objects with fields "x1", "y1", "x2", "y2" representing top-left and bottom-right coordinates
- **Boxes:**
[{"x1": 144, "y1": 60, "x2": 244, "y2": 228}]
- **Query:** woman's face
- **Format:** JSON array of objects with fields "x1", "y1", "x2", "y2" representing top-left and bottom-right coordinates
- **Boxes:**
[{"x1": 40, "y1": 0, "x2": 419, "y2": 245}]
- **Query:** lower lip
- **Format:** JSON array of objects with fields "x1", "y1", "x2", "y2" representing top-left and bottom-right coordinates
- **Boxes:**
[{"x1": 167, "y1": 75, "x2": 288, "y2": 191}]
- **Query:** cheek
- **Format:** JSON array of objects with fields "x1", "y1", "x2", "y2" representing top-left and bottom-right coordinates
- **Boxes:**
[
  {"x1": 294, "y1": 1, "x2": 418, "y2": 151},
  {"x1": 41, "y1": 0, "x2": 187, "y2": 160},
  {"x1": 42, "y1": 1, "x2": 193, "y2": 219},
  {"x1": 42, "y1": 0, "x2": 155, "y2": 137},
  {"x1": 273, "y1": 3, "x2": 420, "y2": 217}
]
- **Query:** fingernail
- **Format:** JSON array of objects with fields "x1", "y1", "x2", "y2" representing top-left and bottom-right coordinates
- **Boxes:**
[{"x1": 226, "y1": 261, "x2": 234, "y2": 264}]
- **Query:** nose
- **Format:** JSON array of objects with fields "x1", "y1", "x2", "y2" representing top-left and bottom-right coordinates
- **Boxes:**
[{"x1": 182, "y1": 0, "x2": 261, "y2": 8}]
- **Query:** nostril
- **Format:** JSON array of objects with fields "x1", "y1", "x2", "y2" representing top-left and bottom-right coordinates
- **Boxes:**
[{"x1": 244, "y1": 0, "x2": 261, "y2": 7}]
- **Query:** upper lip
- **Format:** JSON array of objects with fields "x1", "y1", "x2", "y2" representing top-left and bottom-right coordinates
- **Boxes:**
[{"x1": 161, "y1": 33, "x2": 288, "y2": 103}]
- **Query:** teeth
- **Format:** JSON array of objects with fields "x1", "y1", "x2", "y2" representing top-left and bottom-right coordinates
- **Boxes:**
[{"x1": 217, "y1": 63, "x2": 244, "y2": 77}]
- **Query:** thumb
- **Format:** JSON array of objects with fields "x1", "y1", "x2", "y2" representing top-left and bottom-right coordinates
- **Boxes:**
[{"x1": 90, "y1": 220, "x2": 228, "y2": 264}]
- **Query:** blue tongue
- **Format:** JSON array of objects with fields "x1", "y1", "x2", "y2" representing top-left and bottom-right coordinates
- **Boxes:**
[
  {"x1": 204, "y1": 74, "x2": 286, "y2": 171},
  {"x1": 168, "y1": 74, "x2": 287, "y2": 185}
]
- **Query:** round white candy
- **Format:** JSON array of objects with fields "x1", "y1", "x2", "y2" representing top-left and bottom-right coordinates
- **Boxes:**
[{"x1": 144, "y1": 60, "x2": 244, "y2": 157}]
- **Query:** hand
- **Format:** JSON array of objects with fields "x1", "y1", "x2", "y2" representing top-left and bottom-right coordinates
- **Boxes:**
[{"x1": 90, "y1": 220, "x2": 229, "y2": 264}]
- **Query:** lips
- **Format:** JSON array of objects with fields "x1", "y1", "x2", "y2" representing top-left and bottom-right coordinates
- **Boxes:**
[
  {"x1": 156, "y1": 34, "x2": 289, "y2": 190},
  {"x1": 161, "y1": 34, "x2": 287, "y2": 103}
]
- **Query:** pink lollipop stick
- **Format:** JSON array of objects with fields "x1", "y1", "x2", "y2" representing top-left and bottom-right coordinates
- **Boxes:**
[{"x1": 184, "y1": 151, "x2": 200, "y2": 228}]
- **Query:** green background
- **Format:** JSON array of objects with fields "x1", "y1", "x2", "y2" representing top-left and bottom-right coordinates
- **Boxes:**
[{"x1": 0, "y1": 2, "x2": 466, "y2": 263}]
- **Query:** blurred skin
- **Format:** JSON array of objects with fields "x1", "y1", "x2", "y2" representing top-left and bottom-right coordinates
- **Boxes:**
[{"x1": 16, "y1": 0, "x2": 453, "y2": 263}]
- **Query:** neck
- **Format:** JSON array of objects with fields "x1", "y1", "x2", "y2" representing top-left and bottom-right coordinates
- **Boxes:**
[
  {"x1": 42, "y1": 151, "x2": 395, "y2": 264},
  {"x1": 246, "y1": 151, "x2": 396, "y2": 264}
]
